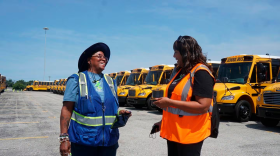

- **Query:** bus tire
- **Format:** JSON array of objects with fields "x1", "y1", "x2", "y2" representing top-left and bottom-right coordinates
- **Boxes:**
[
  {"x1": 30, "y1": 88, "x2": 33, "y2": 91},
  {"x1": 260, "y1": 118, "x2": 279, "y2": 127},
  {"x1": 147, "y1": 97, "x2": 156, "y2": 110},
  {"x1": 235, "y1": 100, "x2": 251, "y2": 122}
]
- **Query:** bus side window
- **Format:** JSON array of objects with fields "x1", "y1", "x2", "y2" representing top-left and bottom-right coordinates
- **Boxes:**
[
  {"x1": 262, "y1": 63, "x2": 271, "y2": 81},
  {"x1": 272, "y1": 66, "x2": 279, "y2": 82},
  {"x1": 250, "y1": 66, "x2": 256, "y2": 83},
  {"x1": 138, "y1": 75, "x2": 143, "y2": 84},
  {"x1": 160, "y1": 70, "x2": 171, "y2": 84},
  {"x1": 122, "y1": 76, "x2": 129, "y2": 85},
  {"x1": 142, "y1": 73, "x2": 147, "y2": 84},
  {"x1": 212, "y1": 64, "x2": 219, "y2": 77},
  {"x1": 277, "y1": 70, "x2": 280, "y2": 82}
]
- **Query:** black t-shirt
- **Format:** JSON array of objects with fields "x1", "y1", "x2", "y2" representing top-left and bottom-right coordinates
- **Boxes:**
[{"x1": 168, "y1": 70, "x2": 214, "y2": 100}]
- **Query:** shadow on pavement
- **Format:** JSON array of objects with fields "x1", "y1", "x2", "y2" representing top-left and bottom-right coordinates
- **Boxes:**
[{"x1": 245, "y1": 122, "x2": 280, "y2": 133}]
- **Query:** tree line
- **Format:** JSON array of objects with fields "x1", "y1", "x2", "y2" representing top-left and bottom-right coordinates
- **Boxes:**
[{"x1": 6, "y1": 79, "x2": 33, "y2": 90}]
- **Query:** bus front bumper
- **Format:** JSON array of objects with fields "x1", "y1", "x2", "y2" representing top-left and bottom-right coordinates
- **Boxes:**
[
  {"x1": 118, "y1": 96, "x2": 127, "y2": 103},
  {"x1": 257, "y1": 106, "x2": 280, "y2": 120},
  {"x1": 218, "y1": 103, "x2": 235, "y2": 114},
  {"x1": 127, "y1": 98, "x2": 146, "y2": 106}
]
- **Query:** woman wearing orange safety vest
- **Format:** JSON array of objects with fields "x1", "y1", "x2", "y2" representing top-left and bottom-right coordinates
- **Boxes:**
[{"x1": 153, "y1": 36, "x2": 215, "y2": 156}]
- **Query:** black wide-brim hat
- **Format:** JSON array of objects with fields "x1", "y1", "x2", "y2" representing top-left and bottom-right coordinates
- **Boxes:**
[{"x1": 78, "y1": 42, "x2": 110, "y2": 72}]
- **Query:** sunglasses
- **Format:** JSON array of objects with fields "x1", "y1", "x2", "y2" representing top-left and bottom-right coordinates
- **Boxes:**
[
  {"x1": 92, "y1": 54, "x2": 108, "y2": 61},
  {"x1": 177, "y1": 36, "x2": 185, "y2": 44}
]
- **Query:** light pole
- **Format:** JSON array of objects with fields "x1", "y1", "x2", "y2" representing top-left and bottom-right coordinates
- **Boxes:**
[{"x1": 43, "y1": 27, "x2": 49, "y2": 81}]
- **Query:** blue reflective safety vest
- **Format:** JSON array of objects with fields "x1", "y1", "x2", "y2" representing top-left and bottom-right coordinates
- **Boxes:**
[{"x1": 68, "y1": 71, "x2": 119, "y2": 147}]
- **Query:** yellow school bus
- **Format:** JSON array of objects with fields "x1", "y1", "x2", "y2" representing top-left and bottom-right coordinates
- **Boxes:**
[
  {"x1": 117, "y1": 68, "x2": 149, "y2": 106},
  {"x1": 58, "y1": 79, "x2": 67, "y2": 94},
  {"x1": 47, "y1": 82, "x2": 53, "y2": 91},
  {"x1": 109, "y1": 72, "x2": 117, "y2": 79},
  {"x1": 115, "y1": 71, "x2": 131, "y2": 87},
  {"x1": 0, "y1": 74, "x2": 7, "y2": 93},
  {"x1": 31, "y1": 81, "x2": 53, "y2": 91},
  {"x1": 24, "y1": 80, "x2": 35, "y2": 91},
  {"x1": 53, "y1": 79, "x2": 64, "y2": 94},
  {"x1": 215, "y1": 55, "x2": 280, "y2": 122},
  {"x1": 61, "y1": 79, "x2": 68, "y2": 95},
  {"x1": 127, "y1": 64, "x2": 174, "y2": 109},
  {"x1": 208, "y1": 61, "x2": 221, "y2": 77},
  {"x1": 51, "y1": 80, "x2": 59, "y2": 92},
  {"x1": 256, "y1": 67, "x2": 280, "y2": 126}
]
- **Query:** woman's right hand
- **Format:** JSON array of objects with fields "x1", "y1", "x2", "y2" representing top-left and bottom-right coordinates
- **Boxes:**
[{"x1": 60, "y1": 140, "x2": 71, "y2": 156}]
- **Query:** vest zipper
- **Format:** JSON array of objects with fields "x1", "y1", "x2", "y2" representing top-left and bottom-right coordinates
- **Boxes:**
[{"x1": 102, "y1": 102, "x2": 105, "y2": 146}]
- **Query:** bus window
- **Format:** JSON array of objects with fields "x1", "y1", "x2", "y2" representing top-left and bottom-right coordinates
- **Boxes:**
[
  {"x1": 277, "y1": 71, "x2": 280, "y2": 82},
  {"x1": 160, "y1": 70, "x2": 172, "y2": 84},
  {"x1": 212, "y1": 64, "x2": 220, "y2": 77},
  {"x1": 250, "y1": 66, "x2": 256, "y2": 83},
  {"x1": 260, "y1": 63, "x2": 271, "y2": 81}
]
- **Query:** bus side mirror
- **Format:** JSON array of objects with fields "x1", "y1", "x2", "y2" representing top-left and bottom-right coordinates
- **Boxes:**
[{"x1": 257, "y1": 63, "x2": 266, "y2": 82}]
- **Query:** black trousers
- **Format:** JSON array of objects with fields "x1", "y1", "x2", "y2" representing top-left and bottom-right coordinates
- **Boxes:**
[
  {"x1": 167, "y1": 140, "x2": 204, "y2": 156},
  {"x1": 71, "y1": 142, "x2": 118, "y2": 156}
]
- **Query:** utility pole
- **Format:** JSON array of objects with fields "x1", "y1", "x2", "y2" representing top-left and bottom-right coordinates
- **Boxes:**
[
  {"x1": 43, "y1": 27, "x2": 49, "y2": 81},
  {"x1": 49, "y1": 76, "x2": 51, "y2": 81}
]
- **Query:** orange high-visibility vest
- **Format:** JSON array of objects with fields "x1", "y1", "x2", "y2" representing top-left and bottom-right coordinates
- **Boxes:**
[{"x1": 160, "y1": 63, "x2": 214, "y2": 144}]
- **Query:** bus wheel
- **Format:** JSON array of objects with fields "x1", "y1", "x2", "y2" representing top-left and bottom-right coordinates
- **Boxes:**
[
  {"x1": 235, "y1": 100, "x2": 251, "y2": 122},
  {"x1": 147, "y1": 97, "x2": 156, "y2": 110},
  {"x1": 260, "y1": 118, "x2": 279, "y2": 127}
]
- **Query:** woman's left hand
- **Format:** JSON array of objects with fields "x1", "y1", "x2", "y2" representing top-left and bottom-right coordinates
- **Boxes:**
[
  {"x1": 119, "y1": 110, "x2": 132, "y2": 117},
  {"x1": 153, "y1": 97, "x2": 171, "y2": 108}
]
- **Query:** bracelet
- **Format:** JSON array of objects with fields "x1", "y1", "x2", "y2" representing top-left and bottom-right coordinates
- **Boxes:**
[
  {"x1": 60, "y1": 133, "x2": 69, "y2": 137},
  {"x1": 59, "y1": 133, "x2": 69, "y2": 143}
]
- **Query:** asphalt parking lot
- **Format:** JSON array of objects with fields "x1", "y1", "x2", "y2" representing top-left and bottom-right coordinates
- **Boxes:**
[{"x1": 0, "y1": 89, "x2": 279, "y2": 156}]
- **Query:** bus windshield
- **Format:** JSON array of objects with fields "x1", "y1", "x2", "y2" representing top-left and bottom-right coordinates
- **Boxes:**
[
  {"x1": 126, "y1": 73, "x2": 140, "y2": 85},
  {"x1": 216, "y1": 62, "x2": 252, "y2": 84},
  {"x1": 116, "y1": 75, "x2": 124, "y2": 86},
  {"x1": 145, "y1": 70, "x2": 162, "y2": 85}
]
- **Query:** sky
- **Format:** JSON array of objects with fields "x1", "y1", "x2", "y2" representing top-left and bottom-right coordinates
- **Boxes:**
[{"x1": 0, "y1": 0, "x2": 280, "y2": 81}]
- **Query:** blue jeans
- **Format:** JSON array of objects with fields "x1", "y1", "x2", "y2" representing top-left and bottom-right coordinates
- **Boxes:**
[{"x1": 71, "y1": 142, "x2": 119, "y2": 156}]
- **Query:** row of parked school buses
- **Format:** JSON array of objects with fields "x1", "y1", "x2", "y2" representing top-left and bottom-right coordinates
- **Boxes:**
[
  {"x1": 24, "y1": 54, "x2": 280, "y2": 126},
  {"x1": 0, "y1": 74, "x2": 7, "y2": 94},
  {"x1": 25, "y1": 78, "x2": 68, "y2": 95},
  {"x1": 111, "y1": 54, "x2": 280, "y2": 126}
]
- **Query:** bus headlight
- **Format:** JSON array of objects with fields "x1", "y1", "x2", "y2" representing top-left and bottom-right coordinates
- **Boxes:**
[
  {"x1": 221, "y1": 95, "x2": 234, "y2": 100},
  {"x1": 138, "y1": 92, "x2": 146, "y2": 96},
  {"x1": 119, "y1": 92, "x2": 126, "y2": 95}
]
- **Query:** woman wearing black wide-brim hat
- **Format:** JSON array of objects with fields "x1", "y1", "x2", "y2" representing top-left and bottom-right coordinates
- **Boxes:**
[{"x1": 59, "y1": 42, "x2": 132, "y2": 156}]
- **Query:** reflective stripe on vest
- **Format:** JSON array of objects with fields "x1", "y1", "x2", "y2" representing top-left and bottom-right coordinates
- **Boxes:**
[
  {"x1": 77, "y1": 72, "x2": 117, "y2": 100},
  {"x1": 166, "y1": 65, "x2": 213, "y2": 116},
  {"x1": 71, "y1": 111, "x2": 115, "y2": 126},
  {"x1": 104, "y1": 74, "x2": 117, "y2": 100},
  {"x1": 78, "y1": 73, "x2": 88, "y2": 98}
]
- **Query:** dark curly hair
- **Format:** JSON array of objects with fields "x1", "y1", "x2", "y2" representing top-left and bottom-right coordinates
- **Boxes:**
[{"x1": 173, "y1": 36, "x2": 213, "y2": 75}]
